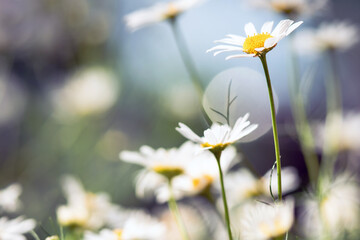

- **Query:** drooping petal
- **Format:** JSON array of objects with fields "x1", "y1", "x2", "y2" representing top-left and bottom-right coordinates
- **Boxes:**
[
  {"x1": 225, "y1": 54, "x2": 255, "y2": 60},
  {"x1": 244, "y1": 22, "x2": 257, "y2": 36},
  {"x1": 261, "y1": 21, "x2": 274, "y2": 33},
  {"x1": 176, "y1": 123, "x2": 203, "y2": 143}
]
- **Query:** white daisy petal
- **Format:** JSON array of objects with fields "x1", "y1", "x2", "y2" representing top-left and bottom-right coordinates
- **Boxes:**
[
  {"x1": 264, "y1": 35, "x2": 283, "y2": 48},
  {"x1": 244, "y1": 22, "x2": 257, "y2": 36},
  {"x1": 271, "y1": 19, "x2": 294, "y2": 36},
  {"x1": 286, "y1": 21, "x2": 303, "y2": 35},
  {"x1": 226, "y1": 54, "x2": 255, "y2": 60},
  {"x1": 176, "y1": 123, "x2": 203, "y2": 143},
  {"x1": 261, "y1": 21, "x2": 274, "y2": 33}
]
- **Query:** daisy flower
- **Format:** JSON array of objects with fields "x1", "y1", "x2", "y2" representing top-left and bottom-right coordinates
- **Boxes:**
[
  {"x1": 155, "y1": 146, "x2": 238, "y2": 202},
  {"x1": 249, "y1": 0, "x2": 328, "y2": 17},
  {"x1": 176, "y1": 113, "x2": 257, "y2": 153},
  {"x1": 301, "y1": 173, "x2": 360, "y2": 238},
  {"x1": 295, "y1": 21, "x2": 358, "y2": 55},
  {"x1": 206, "y1": 19, "x2": 303, "y2": 59},
  {"x1": 314, "y1": 112, "x2": 360, "y2": 154},
  {"x1": 124, "y1": 0, "x2": 206, "y2": 31},
  {"x1": 120, "y1": 141, "x2": 199, "y2": 182},
  {"x1": 84, "y1": 211, "x2": 166, "y2": 240},
  {"x1": 0, "y1": 216, "x2": 36, "y2": 240},
  {"x1": 223, "y1": 167, "x2": 300, "y2": 209},
  {"x1": 237, "y1": 199, "x2": 295, "y2": 240},
  {"x1": 0, "y1": 183, "x2": 22, "y2": 213},
  {"x1": 56, "y1": 175, "x2": 115, "y2": 230}
]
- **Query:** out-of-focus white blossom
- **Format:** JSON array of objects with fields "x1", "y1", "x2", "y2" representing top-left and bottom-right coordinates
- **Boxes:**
[
  {"x1": 124, "y1": 0, "x2": 206, "y2": 31},
  {"x1": 236, "y1": 199, "x2": 295, "y2": 240},
  {"x1": 295, "y1": 21, "x2": 358, "y2": 55},
  {"x1": 51, "y1": 67, "x2": 119, "y2": 121},
  {"x1": 301, "y1": 173, "x2": 360, "y2": 238},
  {"x1": 249, "y1": 0, "x2": 328, "y2": 17},
  {"x1": 84, "y1": 211, "x2": 166, "y2": 240},
  {"x1": 156, "y1": 146, "x2": 238, "y2": 202},
  {"x1": 223, "y1": 167, "x2": 300, "y2": 208},
  {"x1": 0, "y1": 183, "x2": 22, "y2": 213},
  {"x1": 0, "y1": 216, "x2": 36, "y2": 240},
  {"x1": 120, "y1": 141, "x2": 199, "y2": 182},
  {"x1": 177, "y1": 114, "x2": 257, "y2": 152},
  {"x1": 56, "y1": 175, "x2": 115, "y2": 230},
  {"x1": 315, "y1": 112, "x2": 360, "y2": 153},
  {"x1": 207, "y1": 19, "x2": 302, "y2": 59}
]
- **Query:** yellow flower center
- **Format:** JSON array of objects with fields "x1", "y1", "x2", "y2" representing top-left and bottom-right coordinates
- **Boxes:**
[
  {"x1": 113, "y1": 229, "x2": 123, "y2": 240},
  {"x1": 243, "y1": 33, "x2": 274, "y2": 54},
  {"x1": 192, "y1": 175, "x2": 214, "y2": 188},
  {"x1": 153, "y1": 165, "x2": 184, "y2": 181},
  {"x1": 271, "y1": 2, "x2": 301, "y2": 15},
  {"x1": 163, "y1": 3, "x2": 180, "y2": 19}
]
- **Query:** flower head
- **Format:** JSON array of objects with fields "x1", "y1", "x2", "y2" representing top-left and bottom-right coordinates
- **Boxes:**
[
  {"x1": 0, "y1": 216, "x2": 36, "y2": 240},
  {"x1": 301, "y1": 173, "x2": 360, "y2": 238},
  {"x1": 314, "y1": 112, "x2": 360, "y2": 153},
  {"x1": 84, "y1": 211, "x2": 166, "y2": 240},
  {"x1": 237, "y1": 199, "x2": 295, "y2": 240},
  {"x1": 155, "y1": 146, "x2": 238, "y2": 202},
  {"x1": 207, "y1": 19, "x2": 302, "y2": 59},
  {"x1": 249, "y1": 0, "x2": 328, "y2": 17},
  {"x1": 120, "y1": 141, "x2": 199, "y2": 181},
  {"x1": 56, "y1": 175, "x2": 115, "y2": 230},
  {"x1": 295, "y1": 21, "x2": 358, "y2": 54},
  {"x1": 0, "y1": 183, "x2": 22, "y2": 213},
  {"x1": 124, "y1": 0, "x2": 206, "y2": 31},
  {"x1": 176, "y1": 113, "x2": 257, "y2": 152}
]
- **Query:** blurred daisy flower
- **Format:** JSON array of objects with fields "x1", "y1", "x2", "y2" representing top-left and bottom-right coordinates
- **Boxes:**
[
  {"x1": 301, "y1": 173, "x2": 360, "y2": 238},
  {"x1": 238, "y1": 199, "x2": 295, "y2": 240},
  {"x1": 176, "y1": 114, "x2": 257, "y2": 153},
  {"x1": 120, "y1": 141, "x2": 199, "y2": 182},
  {"x1": 224, "y1": 167, "x2": 300, "y2": 208},
  {"x1": 0, "y1": 183, "x2": 22, "y2": 213},
  {"x1": 156, "y1": 146, "x2": 238, "y2": 202},
  {"x1": 207, "y1": 19, "x2": 302, "y2": 59},
  {"x1": 0, "y1": 216, "x2": 36, "y2": 240},
  {"x1": 249, "y1": 0, "x2": 328, "y2": 17},
  {"x1": 84, "y1": 211, "x2": 166, "y2": 240},
  {"x1": 56, "y1": 175, "x2": 115, "y2": 230},
  {"x1": 124, "y1": 0, "x2": 206, "y2": 31},
  {"x1": 51, "y1": 67, "x2": 119, "y2": 121},
  {"x1": 295, "y1": 21, "x2": 358, "y2": 55},
  {"x1": 315, "y1": 112, "x2": 360, "y2": 154}
]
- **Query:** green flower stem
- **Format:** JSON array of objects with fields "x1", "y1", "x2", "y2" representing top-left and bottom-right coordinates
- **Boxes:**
[
  {"x1": 325, "y1": 49, "x2": 342, "y2": 115},
  {"x1": 168, "y1": 181, "x2": 190, "y2": 240},
  {"x1": 213, "y1": 150, "x2": 233, "y2": 240},
  {"x1": 169, "y1": 17, "x2": 204, "y2": 96},
  {"x1": 288, "y1": 36, "x2": 319, "y2": 186},
  {"x1": 169, "y1": 17, "x2": 212, "y2": 126},
  {"x1": 259, "y1": 54, "x2": 282, "y2": 201}
]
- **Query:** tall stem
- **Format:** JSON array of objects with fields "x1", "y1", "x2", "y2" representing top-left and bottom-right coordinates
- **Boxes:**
[
  {"x1": 287, "y1": 36, "x2": 319, "y2": 186},
  {"x1": 169, "y1": 17, "x2": 204, "y2": 96},
  {"x1": 259, "y1": 54, "x2": 282, "y2": 201},
  {"x1": 213, "y1": 151, "x2": 233, "y2": 240},
  {"x1": 168, "y1": 181, "x2": 190, "y2": 240},
  {"x1": 169, "y1": 17, "x2": 211, "y2": 126}
]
